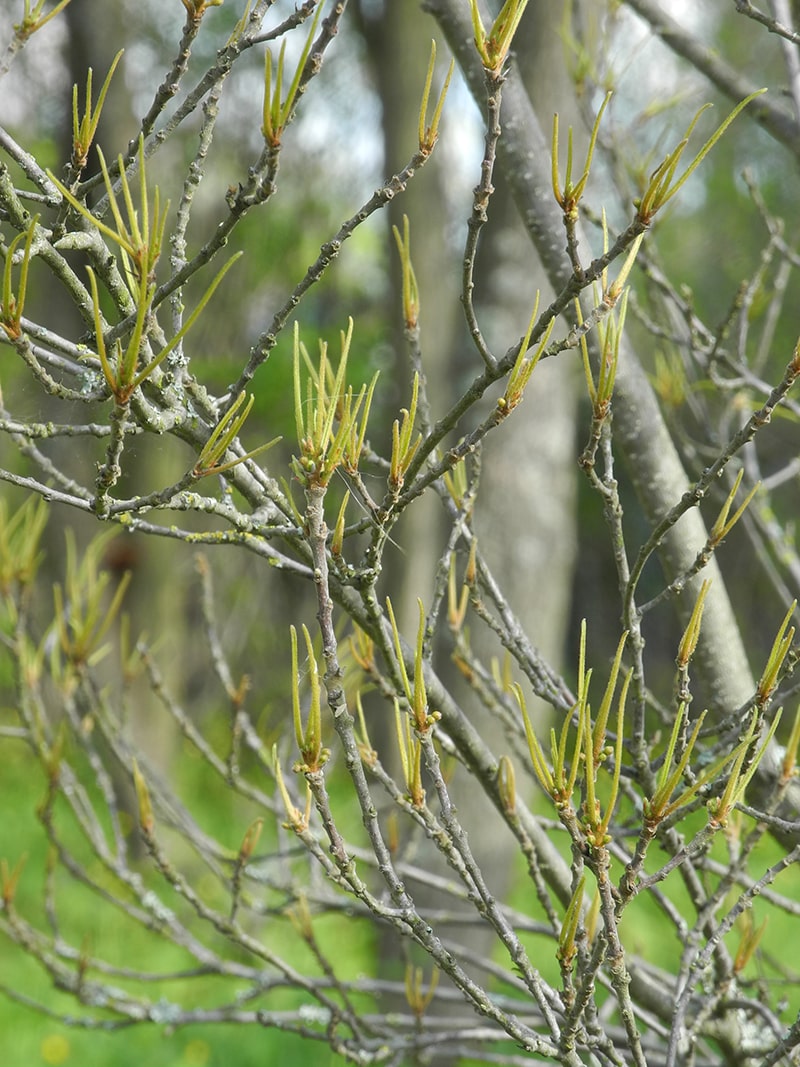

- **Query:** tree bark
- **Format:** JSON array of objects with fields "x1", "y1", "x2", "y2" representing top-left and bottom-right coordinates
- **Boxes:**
[{"x1": 426, "y1": 0, "x2": 756, "y2": 716}]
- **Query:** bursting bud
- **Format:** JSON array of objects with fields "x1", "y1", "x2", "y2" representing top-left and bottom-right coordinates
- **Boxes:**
[
  {"x1": 497, "y1": 755, "x2": 517, "y2": 814},
  {"x1": 132, "y1": 759, "x2": 154, "y2": 836},
  {"x1": 238, "y1": 818, "x2": 263, "y2": 864}
]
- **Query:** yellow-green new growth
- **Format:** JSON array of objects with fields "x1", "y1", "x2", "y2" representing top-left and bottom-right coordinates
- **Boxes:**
[
  {"x1": 292, "y1": 319, "x2": 375, "y2": 486},
  {"x1": 343, "y1": 372, "x2": 378, "y2": 474},
  {"x1": 0, "y1": 854, "x2": 28, "y2": 909},
  {"x1": 515, "y1": 621, "x2": 630, "y2": 841},
  {"x1": 710, "y1": 469, "x2": 759, "y2": 546},
  {"x1": 236, "y1": 817, "x2": 263, "y2": 864},
  {"x1": 386, "y1": 596, "x2": 437, "y2": 733},
  {"x1": 51, "y1": 134, "x2": 203, "y2": 402},
  {"x1": 354, "y1": 691, "x2": 378, "y2": 766},
  {"x1": 499, "y1": 291, "x2": 555, "y2": 413},
  {"x1": 72, "y1": 51, "x2": 123, "y2": 170},
  {"x1": 290, "y1": 624, "x2": 329, "y2": 773},
  {"x1": 552, "y1": 92, "x2": 611, "y2": 220},
  {"x1": 262, "y1": 2, "x2": 324, "y2": 146},
  {"x1": 443, "y1": 453, "x2": 468, "y2": 509},
  {"x1": 470, "y1": 0, "x2": 530, "y2": 73},
  {"x1": 405, "y1": 964, "x2": 440, "y2": 1018},
  {"x1": 14, "y1": 0, "x2": 73, "y2": 40},
  {"x1": 591, "y1": 631, "x2": 629, "y2": 767},
  {"x1": 644, "y1": 704, "x2": 708, "y2": 826},
  {"x1": 677, "y1": 580, "x2": 710, "y2": 668},
  {"x1": 733, "y1": 912, "x2": 768, "y2": 975},
  {"x1": 87, "y1": 250, "x2": 240, "y2": 404},
  {"x1": 418, "y1": 40, "x2": 454, "y2": 154},
  {"x1": 513, "y1": 681, "x2": 583, "y2": 807},
  {"x1": 52, "y1": 529, "x2": 131, "y2": 669},
  {"x1": 582, "y1": 663, "x2": 630, "y2": 848},
  {"x1": 0, "y1": 496, "x2": 48, "y2": 594},
  {"x1": 709, "y1": 708, "x2": 782, "y2": 826},
  {"x1": 273, "y1": 744, "x2": 312, "y2": 831},
  {"x1": 756, "y1": 600, "x2": 796, "y2": 705},
  {"x1": 447, "y1": 553, "x2": 470, "y2": 632},
  {"x1": 230, "y1": 815, "x2": 263, "y2": 921},
  {"x1": 557, "y1": 875, "x2": 586, "y2": 968},
  {"x1": 331, "y1": 490, "x2": 350, "y2": 557},
  {"x1": 86, "y1": 265, "x2": 148, "y2": 403},
  {"x1": 132, "y1": 760, "x2": 154, "y2": 836},
  {"x1": 605, "y1": 232, "x2": 644, "y2": 305},
  {"x1": 286, "y1": 893, "x2": 316, "y2": 941},
  {"x1": 571, "y1": 625, "x2": 631, "y2": 847},
  {"x1": 642, "y1": 703, "x2": 778, "y2": 830},
  {"x1": 1, "y1": 214, "x2": 38, "y2": 341},
  {"x1": 637, "y1": 89, "x2": 766, "y2": 223},
  {"x1": 50, "y1": 137, "x2": 168, "y2": 292},
  {"x1": 389, "y1": 372, "x2": 422, "y2": 491},
  {"x1": 781, "y1": 704, "x2": 800, "y2": 781},
  {"x1": 577, "y1": 227, "x2": 639, "y2": 416},
  {"x1": 180, "y1": 0, "x2": 224, "y2": 20},
  {"x1": 393, "y1": 214, "x2": 420, "y2": 329},
  {"x1": 394, "y1": 698, "x2": 425, "y2": 808},
  {"x1": 496, "y1": 755, "x2": 516, "y2": 815},
  {"x1": 194, "y1": 390, "x2": 280, "y2": 477}
]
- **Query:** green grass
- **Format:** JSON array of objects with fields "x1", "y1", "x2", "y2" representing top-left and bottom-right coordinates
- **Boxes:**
[
  {"x1": 3, "y1": 635, "x2": 799, "y2": 1067},
  {"x1": 0, "y1": 718, "x2": 375, "y2": 1067}
]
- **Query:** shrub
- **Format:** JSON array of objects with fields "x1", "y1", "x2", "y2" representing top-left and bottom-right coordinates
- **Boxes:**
[{"x1": 2, "y1": 2, "x2": 800, "y2": 1064}]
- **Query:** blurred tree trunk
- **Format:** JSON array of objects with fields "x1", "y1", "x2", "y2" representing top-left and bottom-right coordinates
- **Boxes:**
[
  {"x1": 474, "y1": 2, "x2": 579, "y2": 710},
  {"x1": 355, "y1": 1, "x2": 463, "y2": 1009},
  {"x1": 355, "y1": 0, "x2": 579, "y2": 1025},
  {"x1": 429, "y1": 0, "x2": 756, "y2": 718},
  {"x1": 54, "y1": 4, "x2": 196, "y2": 766},
  {"x1": 356, "y1": 0, "x2": 460, "y2": 632}
]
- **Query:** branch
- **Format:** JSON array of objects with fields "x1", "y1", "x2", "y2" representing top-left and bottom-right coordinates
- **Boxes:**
[
  {"x1": 426, "y1": 0, "x2": 755, "y2": 717},
  {"x1": 625, "y1": 0, "x2": 800, "y2": 158}
]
